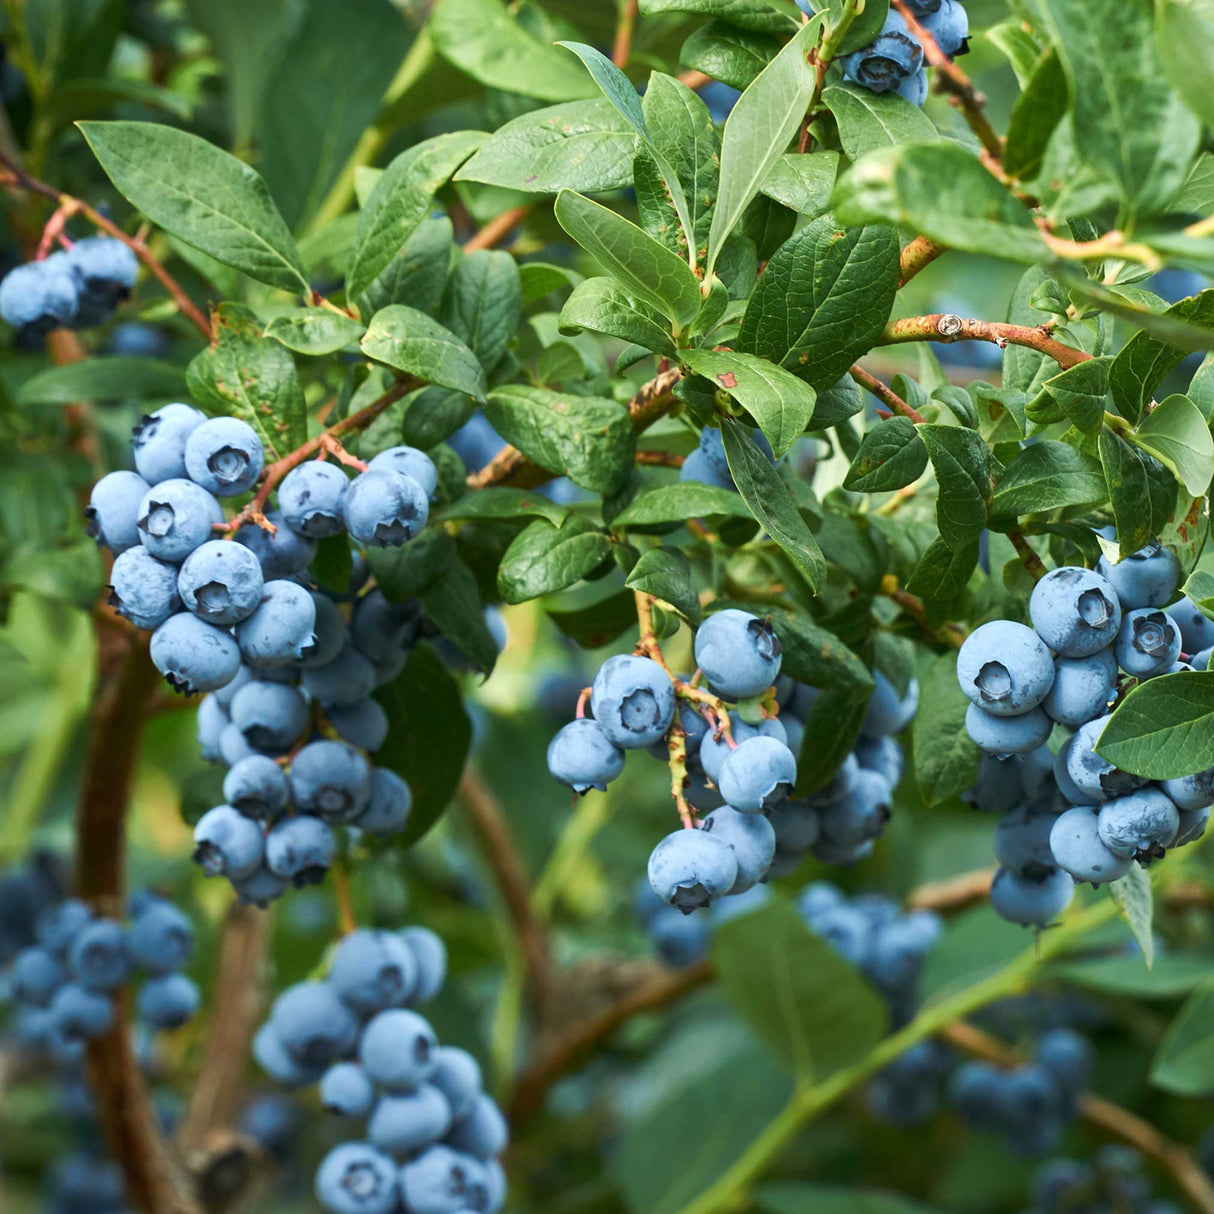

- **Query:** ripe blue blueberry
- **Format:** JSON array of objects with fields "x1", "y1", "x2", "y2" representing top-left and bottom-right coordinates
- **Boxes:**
[
  {"x1": 265, "y1": 815, "x2": 337, "y2": 886},
  {"x1": 919, "y1": 0, "x2": 969, "y2": 56},
  {"x1": 805, "y1": 752, "x2": 860, "y2": 808},
  {"x1": 151, "y1": 612, "x2": 241, "y2": 694},
  {"x1": 314, "y1": 1142, "x2": 400, "y2": 1214},
  {"x1": 1097, "y1": 788, "x2": 1179, "y2": 861},
  {"x1": 445, "y1": 1093, "x2": 509, "y2": 1159},
  {"x1": 354, "y1": 767, "x2": 413, "y2": 836},
  {"x1": 350, "y1": 590, "x2": 420, "y2": 663},
  {"x1": 1176, "y1": 804, "x2": 1210, "y2": 846},
  {"x1": 590, "y1": 654, "x2": 675, "y2": 749},
  {"x1": 965, "y1": 753, "x2": 1024, "y2": 814},
  {"x1": 766, "y1": 798, "x2": 821, "y2": 852},
  {"x1": 136, "y1": 478, "x2": 224, "y2": 564},
  {"x1": 701, "y1": 805, "x2": 776, "y2": 892},
  {"x1": 398, "y1": 1144, "x2": 482, "y2": 1214},
  {"x1": 36, "y1": 899, "x2": 93, "y2": 955},
  {"x1": 137, "y1": 973, "x2": 201, "y2": 1028},
  {"x1": 647, "y1": 827, "x2": 738, "y2": 913},
  {"x1": 85, "y1": 470, "x2": 151, "y2": 555},
  {"x1": 1097, "y1": 542, "x2": 1180, "y2": 610},
  {"x1": 1042, "y1": 648, "x2": 1118, "y2": 727},
  {"x1": 965, "y1": 703, "x2": 1053, "y2": 756},
  {"x1": 343, "y1": 468, "x2": 429, "y2": 547},
  {"x1": 67, "y1": 237, "x2": 138, "y2": 323},
  {"x1": 229, "y1": 680, "x2": 309, "y2": 752},
  {"x1": 235, "y1": 510, "x2": 318, "y2": 579},
  {"x1": 290, "y1": 740, "x2": 372, "y2": 821},
  {"x1": 131, "y1": 404, "x2": 207, "y2": 484},
  {"x1": 1035, "y1": 1028, "x2": 1093, "y2": 1099},
  {"x1": 177, "y1": 539, "x2": 264, "y2": 624},
  {"x1": 988, "y1": 865, "x2": 1074, "y2": 926},
  {"x1": 957, "y1": 621, "x2": 1055, "y2": 716},
  {"x1": 1114, "y1": 608, "x2": 1180, "y2": 677},
  {"x1": 11, "y1": 945, "x2": 66, "y2": 1006},
  {"x1": 302, "y1": 642, "x2": 378, "y2": 707},
  {"x1": 818, "y1": 768, "x2": 893, "y2": 848},
  {"x1": 647, "y1": 701, "x2": 711, "y2": 762},
  {"x1": 232, "y1": 865, "x2": 290, "y2": 907},
  {"x1": 547, "y1": 719, "x2": 625, "y2": 793},
  {"x1": 329, "y1": 698, "x2": 390, "y2": 752},
  {"x1": 649, "y1": 905, "x2": 710, "y2": 965},
  {"x1": 0, "y1": 256, "x2": 80, "y2": 334},
  {"x1": 400, "y1": 926, "x2": 447, "y2": 1003},
  {"x1": 994, "y1": 805, "x2": 1058, "y2": 879},
  {"x1": 329, "y1": 929, "x2": 417, "y2": 1013},
  {"x1": 1066, "y1": 714, "x2": 1145, "y2": 800},
  {"x1": 127, "y1": 900, "x2": 193, "y2": 973},
  {"x1": 840, "y1": 9, "x2": 923, "y2": 93},
  {"x1": 109, "y1": 321, "x2": 168, "y2": 357},
  {"x1": 279, "y1": 461, "x2": 350, "y2": 539},
  {"x1": 253, "y1": 1021, "x2": 322, "y2": 1086},
  {"x1": 300, "y1": 592, "x2": 349, "y2": 669},
  {"x1": 218, "y1": 722, "x2": 259, "y2": 767},
  {"x1": 854, "y1": 734, "x2": 903, "y2": 787},
  {"x1": 271, "y1": 980, "x2": 361, "y2": 1069},
  {"x1": 862, "y1": 672, "x2": 919, "y2": 737},
  {"x1": 949, "y1": 1061, "x2": 1005, "y2": 1130},
  {"x1": 700, "y1": 714, "x2": 786, "y2": 783},
  {"x1": 368, "y1": 446, "x2": 439, "y2": 499},
  {"x1": 193, "y1": 804, "x2": 266, "y2": 880},
  {"x1": 224, "y1": 754, "x2": 292, "y2": 819},
  {"x1": 1054, "y1": 736, "x2": 1103, "y2": 806},
  {"x1": 368, "y1": 1085, "x2": 453, "y2": 1156},
  {"x1": 359, "y1": 1008, "x2": 439, "y2": 1090},
  {"x1": 684, "y1": 767, "x2": 726, "y2": 812},
  {"x1": 184, "y1": 417, "x2": 265, "y2": 496},
  {"x1": 693, "y1": 609, "x2": 782, "y2": 700},
  {"x1": 429, "y1": 1047, "x2": 483, "y2": 1122},
  {"x1": 235, "y1": 579, "x2": 317, "y2": 667},
  {"x1": 49, "y1": 982, "x2": 115, "y2": 1041},
  {"x1": 108, "y1": 546, "x2": 182, "y2": 630},
  {"x1": 679, "y1": 447, "x2": 734, "y2": 491},
  {"x1": 1160, "y1": 766, "x2": 1214, "y2": 811},
  {"x1": 718, "y1": 736, "x2": 797, "y2": 812},
  {"x1": 698, "y1": 426, "x2": 774, "y2": 478},
  {"x1": 1171, "y1": 596, "x2": 1214, "y2": 654},
  {"x1": 320, "y1": 1062, "x2": 376, "y2": 1117},
  {"x1": 894, "y1": 67, "x2": 928, "y2": 105},
  {"x1": 1030, "y1": 567, "x2": 1121, "y2": 658}
]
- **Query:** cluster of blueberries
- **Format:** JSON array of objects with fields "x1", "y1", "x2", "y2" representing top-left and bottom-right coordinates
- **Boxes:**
[
  {"x1": 253, "y1": 928, "x2": 506, "y2": 1214},
  {"x1": 957, "y1": 543, "x2": 1212, "y2": 926},
  {"x1": 793, "y1": 0, "x2": 969, "y2": 107},
  {"x1": 1028, "y1": 1146, "x2": 1184, "y2": 1214},
  {"x1": 0, "y1": 236, "x2": 138, "y2": 343}
]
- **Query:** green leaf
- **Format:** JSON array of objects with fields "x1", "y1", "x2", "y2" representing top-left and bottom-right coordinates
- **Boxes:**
[
  {"x1": 1107, "y1": 862, "x2": 1155, "y2": 968},
  {"x1": 712, "y1": 901, "x2": 887, "y2": 1075},
  {"x1": 185, "y1": 304, "x2": 307, "y2": 460},
  {"x1": 429, "y1": 0, "x2": 597, "y2": 101},
  {"x1": 906, "y1": 535, "x2": 979, "y2": 600},
  {"x1": 1158, "y1": 0, "x2": 1214, "y2": 130},
  {"x1": 612, "y1": 483, "x2": 753, "y2": 526},
  {"x1": 1053, "y1": 952, "x2": 1212, "y2": 999},
  {"x1": 546, "y1": 588, "x2": 638, "y2": 648},
  {"x1": 441, "y1": 250, "x2": 522, "y2": 375},
  {"x1": 706, "y1": 18, "x2": 819, "y2": 278},
  {"x1": 637, "y1": 0, "x2": 798, "y2": 34},
  {"x1": 419, "y1": 555, "x2": 499, "y2": 676},
  {"x1": 1002, "y1": 46, "x2": 1068, "y2": 182},
  {"x1": 985, "y1": 18, "x2": 1045, "y2": 87},
  {"x1": 1042, "y1": 0, "x2": 1201, "y2": 220},
  {"x1": 357, "y1": 215, "x2": 456, "y2": 321},
  {"x1": 820, "y1": 84, "x2": 938, "y2": 161},
  {"x1": 555, "y1": 191, "x2": 703, "y2": 329},
  {"x1": 559, "y1": 277, "x2": 677, "y2": 358},
  {"x1": 918, "y1": 425, "x2": 993, "y2": 547},
  {"x1": 436, "y1": 486, "x2": 568, "y2": 527},
  {"x1": 1098, "y1": 428, "x2": 1177, "y2": 555},
  {"x1": 497, "y1": 516, "x2": 614, "y2": 604},
  {"x1": 721, "y1": 416, "x2": 826, "y2": 591},
  {"x1": 1096, "y1": 670, "x2": 1214, "y2": 778},
  {"x1": 811, "y1": 374, "x2": 864, "y2": 429},
  {"x1": 1150, "y1": 975, "x2": 1214, "y2": 1095},
  {"x1": 1183, "y1": 568, "x2": 1214, "y2": 618},
  {"x1": 760, "y1": 152, "x2": 839, "y2": 218},
  {"x1": 625, "y1": 548, "x2": 701, "y2": 624},
  {"x1": 797, "y1": 686, "x2": 870, "y2": 793},
  {"x1": 483, "y1": 384, "x2": 635, "y2": 495},
  {"x1": 310, "y1": 534, "x2": 354, "y2": 597},
  {"x1": 1132, "y1": 394, "x2": 1214, "y2": 496},
  {"x1": 989, "y1": 441, "x2": 1108, "y2": 517},
  {"x1": 738, "y1": 215, "x2": 901, "y2": 392},
  {"x1": 361, "y1": 306, "x2": 487, "y2": 399},
  {"x1": 832, "y1": 142, "x2": 1047, "y2": 263},
  {"x1": 759, "y1": 1184, "x2": 942, "y2": 1214},
  {"x1": 78, "y1": 120, "x2": 307, "y2": 293},
  {"x1": 842, "y1": 416, "x2": 927, "y2": 492},
  {"x1": 375, "y1": 642, "x2": 471, "y2": 846},
  {"x1": 16, "y1": 357, "x2": 186, "y2": 405},
  {"x1": 753, "y1": 606, "x2": 873, "y2": 693},
  {"x1": 347, "y1": 131, "x2": 485, "y2": 300},
  {"x1": 681, "y1": 350, "x2": 815, "y2": 458},
  {"x1": 366, "y1": 530, "x2": 454, "y2": 602},
  {"x1": 264, "y1": 308, "x2": 365, "y2": 356},
  {"x1": 913, "y1": 651, "x2": 981, "y2": 807},
  {"x1": 1041, "y1": 357, "x2": 1110, "y2": 434},
  {"x1": 681, "y1": 20, "x2": 781, "y2": 89}
]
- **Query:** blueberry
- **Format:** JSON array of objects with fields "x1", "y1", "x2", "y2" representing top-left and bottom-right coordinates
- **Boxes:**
[
  {"x1": 36, "y1": 898, "x2": 94, "y2": 955},
  {"x1": 344, "y1": 468, "x2": 429, "y2": 547},
  {"x1": 893, "y1": 66, "x2": 928, "y2": 105},
  {"x1": 1097, "y1": 787, "x2": 1179, "y2": 861},
  {"x1": 314, "y1": 1142, "x2": 400, "y2": 1214},
  {"x1": 329, "y1": 698, "x2": 390, "y2": 752},
  {"x1": 1030, "y1": 567, "x2": 1122, "y2": 658},
  {"x1": 699, "y1": 426, "x2": 774, "y2": 477},
  {"x1": 430, "y1": 1047, "x2": 483, "y2": 1122},
  {"x1": 320, "y1": 1062, "x2": 376, "y2": 1117},
  {"x1": 818, "y1": 767, "x2": 892, "y2": 847},
  {"x1": 184, "y1": 417, "x2": 264, "y2": 496},
  {"x1": 684, "y1": 767, "x2": 726, "y2": 812},
  {"x1": 949, "y1": 1061, "x2": 1005, "y2": 1129},
  {"x1": 300, "y1": 591, "x2": 349, "y2": 668},
  {"x1": 1175, "y1": 803, "x2": 1210, "y2": 846},
  {"x1": 271, "y1": 980, "x2": 361, "y2": 1069},
  {"x1": 67, "y1": 236, "x2": 138, "y2": 323},
  {"x1": 809, "y1": 902, "x2": 875, "y2": 967},
  {"x1": 648, "y1": 701, "x2": 711, "y2": 760},
  {"x1": 1114, "y1": 608, "x2": 1180, "y2": 677},
  {"x1": 680, "y1": 447, "x2": 734, "y2": 490},
  {"x1": 235, "y1": 579, "x2": 317, "y2": 667},
  {"x1": 230, "y1": 680, "x2": 309, "y2": 751},
  {"x1": 701, "y1": 714, "x2": 786, "y2": 783},
  {"x1": 994, "y1": 806, "x2": 1059, "y2": 878},
  {"x1": 213, "y1": 663, "x2": 254, "y2": 710},
  {"x1": 957, "y1": 620, "x2": 1055, "y2": 716},
  {"x1": 177, "y1": 539, "x2": 264, "y2": 625},
  {"x1": 151, "y1": 612, "x2": 241, "y2": 694},
  {"x1": 449, "y1": 410, "x2": 506, "y2": 472},
  {"x1": 0, "y1": 256, "x2": 79, "y2": 334},
  {"x1": 369, "y1": 446, "x2": 439, "y2": 499},
  {"x1": 11, "y1": 945, "x2": 66, "y2": 1006},
  {"x1": 1049, "y1": 806, "x2": 1130, "y2": 884},
  {"x1": 329, "y1": 929, "x2": 417, "y2": 1013},
  {"x1": 235, "y1": 510, "x2": 318, "y2": 579},
  {"x1": 445, "y1": 1093, "x2": 508, "y2": 1159},
  {"x1": 359, "y1": 1007, "x2": 438, "y2": 1089},
  {"x1": 810, "y1": 835, "x2": 875, "y2": 865},
  {"x1": 253, "y1": 1021, "x2": 322, "y2": 1086},
  {"x1": 400, "y1": 927, "x2": 447, "y2": 1003},
  {"x1": 193, "y1": 695, "x2": 226, "y2": 761},
  {"x1": 279, "y1": 461, "x2": 350, "y2": 538},
  {"x1": 1031, "y1": 1158, "x2": 1093, "y2": 1210},
  {"x1": 804, "y1": 752, "x2": 860, "y2": 808},
  {"x1": 131, "y1": 404, "x2": 207, "y2": 484},
  {"x1": 290, "y1": 740, "x2": 372, "y2": 821},
  {"x1": 1097, "y1": 542, "x2": 1180, "y2": 610},
  {"x1": 1171, "y1": 596, "x2": 1214, "y2": 654},
  {"x1": 717, "y1": 735, "x2": 796, "y2": 812},
  {"x1": 766, "y1": 798, "x2": 821, "y2": 852},
  {"x1": 965, "y1": 702, "x2": 1053, "y2": 756},
  {"x1": 398, "y1": 1144, "x2": 481, "y2": 1214},
  {"x1": 193, "y1": 804, "x2": 266, "y2": 880},
  {"x1": 694, "y1": 609, "x2": 783, "y2": 700},
  {"x1": 989, "y1": 865, "x2": 1074, "y2": 925},
  {"x1": 232, "y1": 865, "x2": 290, "y2": 908},
  {"x1": 840, "y1": 9, "x2": 923, "y2": 92},
  {"x1": 919, "y1": 0, "x2": 968, "y2": 56},
  {"x1": 590, "y1": 655, "x2": 675, "y2": 749},
  {"x1": 138, "y1": 973, "x2": 201, "y2": 1028},
  {"x1": 1035, "y1": 1027, "x2": 1093, "y2": 1098},
  {"x1": 1042, "y1": 648, "x2": 1118, "y2": 727},
  {"x1": 854, "y1": 734, "x2": 903, "y2": 787},
  {"x1": 700, "y1": 805, "x2": 776, "y2": 892},
  {"x1": 354, "y1": 766, "x2": 414, "y2": 836},
  {"x1": 127, "y1": 900, "x2": 193, "y2": 973},
  {"x1": 369, "y1": 1085, "x2": 453, "y2": 1156},
  {"x1": 647, "y1": 827, "x2": 739, "y2": 913},
  {"x1": 862, "y1": 672, "x2": 919, "y2": 737},
  {"x1": 136, "y1": 478, "x2": 224, "y2": 564},
  {"x1": 301, "y1": 642, "x2": 377, "y2": 706},
  {"x1": 781, "y1": 713, "x2": 804, "y2": 755},
  {"x1": 224, "y1": 754, "x2": 292, "y2": 819},
  {"x1": 350, "y1": 590, "x2": 421, "y2": 662},
  {"x1": 219, "y1": 722, "x2": 259, "y2": 766},
  {"x1": 266, "y1": 816, "x2": 336, "y2": 886},
  {"x1": 109, "y1": 321, "x2": 169, "y2": 357},
  {"x1": 108, "y1": 546, "x2": 182, "y2": 630},
  {"x1": 49, "y1": 982, "x2": 115, "y2": 1041},
  {"x1": 85, "y1": 470, "x2": 151, "y2": 554},
  {"x1": 869, "y1": 911, "x2": 941, "y2": 992},
  {"x1": 646, "y1": 906, "x2": 709, "y2": 965},
  {"x1": 1053, "y1": 735, "x2": 1102, "y2": 806},
  {"x1": 1065, "y1": 714, "x2": 1145, "y2": 799}
]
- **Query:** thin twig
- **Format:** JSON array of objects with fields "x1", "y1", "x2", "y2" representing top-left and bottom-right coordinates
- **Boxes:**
[
  {"x1": 1007, "y1": 528, "x2": 1048, "y2": 582},
  {"x1": 907, "y1": 867, "x2": 994, "y2": 910},
  {"x1": 636, "y1": 449, "x2": 687, "y2": 468},
  {"x1": 850, "y1": 366, "x2": 927, "y2": 425},
  {"x1": 899, "y1": 235, "x2": 947, "y2": 285},
  {"x1": 880, "y1": 315, "x2": 1091, "y2": 370},
  {"x1": 462, "y1": 204, "x2": 532, "y2": 253},
  {"x1": 879, "y1": 575, "x2": 967, "y2": 648},
  {"x1": 613, "y1": 0, "x2": 640, "y2": 67}
]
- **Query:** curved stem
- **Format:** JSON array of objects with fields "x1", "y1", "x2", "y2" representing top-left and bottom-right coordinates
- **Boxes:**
[
  {"x1": 850, "y1": 366, "x2": 926, "y2": 425},
  {"x1": 880, "y1": 314, "x2": 1091, "y2": 370},
  {"x1": 1007, "y1": 528, "x2": 1048, "y2": 582},
  {"x1": 899, "y1": 234, "x2": 947, "y2": 286}
]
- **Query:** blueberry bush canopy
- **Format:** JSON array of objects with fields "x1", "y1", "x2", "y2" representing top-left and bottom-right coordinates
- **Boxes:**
[{"x1": 4, "y1": 0, "x2": 1214, "y2": 1212}]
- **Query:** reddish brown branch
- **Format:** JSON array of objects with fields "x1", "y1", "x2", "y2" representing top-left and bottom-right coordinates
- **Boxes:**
[
  {"x1": 850, "y1": 365, "x2": 927, "y2": 425},
  {"x1": 462, "y1": 205, "x2": 532, "y2": 253},
  {"x1": 880, "y1": 314, "x2": 1091, "y2": 370},
  {"x1": 899, "y1": 235, "x2": 947, "y2": 285},
  {"x1": 613, "y1": 0, "x2": 640, "y2": 67},
  {"x1": 908, "y1": 867, "x2": 994, "y2": 910},
  {"x1": 635, "y1": 449, "x2": 686, "y2": 468}
]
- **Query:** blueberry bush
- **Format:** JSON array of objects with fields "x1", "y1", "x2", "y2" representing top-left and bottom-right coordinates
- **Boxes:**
[{"x1": 3, "y1": 0, "x2": 1214, "y2": 1211}]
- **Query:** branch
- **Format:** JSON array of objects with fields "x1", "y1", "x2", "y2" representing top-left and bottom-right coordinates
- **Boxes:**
[
  {"x1": 907, "y1": 866, "x2": 993, "y2": 910},
  {"x1": 462, "y1": 204, "x2": 532, "y2": 253},
  {"x1": 1007, "y1": 528, "x2": 1048, "y2": 583},
  {"x1": 850, "y1": 365, "x2": 926, "y2": 425},
  {"x1": 880, "y1": 314, "x2": 1091, "y2": 370},
  {"x1": 613, "y1": 0, "x2": 640, "y2": 67},
  {"x1": 942, "y1": 1022, "x2": 1214, "y2": 1214}
]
